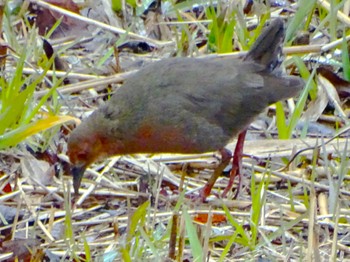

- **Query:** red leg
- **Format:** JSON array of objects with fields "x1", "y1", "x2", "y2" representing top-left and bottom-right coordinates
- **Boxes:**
[
  {"x1": 222, "y1": 130, "x2": 246, "y2": 198},
  {"x1": 200, "y1": 148, "x2": 232, "y2": 201}
]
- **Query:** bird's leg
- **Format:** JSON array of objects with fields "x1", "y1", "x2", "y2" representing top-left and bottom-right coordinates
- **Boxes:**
[
  {"x1": 222, "y1": 130, "x2": 246, "y2": 198},
  {"x1": 199, "y1": 130, "x2": 247, "y2": 201},
  {"x1": 200, "y1": 148, "x2": 232, "y2": 201}
]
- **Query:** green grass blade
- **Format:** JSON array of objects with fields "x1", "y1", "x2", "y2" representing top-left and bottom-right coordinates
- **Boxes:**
[
  {"x1": 218, "y1": 231, "x2": 239, "y2": 262},
  {"x1": 183, "y1": 208, "x2": 203, "y2": 262},
  {"x1": 222, "y1": 204, "x2": 250, "y2": 246},
  {"x1": 0, "y1": 115, "x2": 76, "y2": 149},
  {"x1": 126, "y1": 200, "x2": 149, "y2": 245},
  {"x1": 285, "y1": 0, "x2": 316, "y2": 42},
  {"x1": 220, "y1": 18, "x2": 235, "y2": 53},
  {"x1": 342, "y1": 31, "x2": 350, "y2": 81},
  {"x1": 284, "y1": 57, "x2": 318, "y2": 137},
  {"x1": 250, "y1": 169, "x2": 269, "y2": 246},
  {"x1": 275, "y1": 101, "x2": 288, "y2": 139}
]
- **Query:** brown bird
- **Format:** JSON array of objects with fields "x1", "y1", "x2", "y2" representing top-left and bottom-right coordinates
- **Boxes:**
[{"x1": 67, "y1": 18, "x2": 304, "y2": 196}]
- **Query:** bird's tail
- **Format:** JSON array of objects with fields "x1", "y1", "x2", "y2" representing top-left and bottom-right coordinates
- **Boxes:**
[{"x1": 244, "y1": 18, "x2": 285, "y2": 72}]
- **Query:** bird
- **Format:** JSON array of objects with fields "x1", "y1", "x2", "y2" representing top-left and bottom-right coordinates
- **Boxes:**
[{"x1": 67, "y1": 18, "x2": 304, "y2": 197}]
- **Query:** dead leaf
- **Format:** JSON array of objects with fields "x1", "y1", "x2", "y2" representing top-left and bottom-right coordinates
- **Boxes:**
[
  {"x1": 317, "y1": 66, "x2": 350, "y2": 99},
  {"x1": 2, "y1": 238, "x2": 42, "y2": 261},
  {"x1": 29, "y1": 0, "x2": 85, "y2": 37},
  {"x1": 193, "y1": 213, "x2": 227, "y2": 224},
  {"x1": 20, "y1": 155, "x2": 54, "y2": 187},
  {"x1": 301, "y1": 77, "x2": 328, "y2": 122},
  {"x1": 317, "y1": 74, "x2": 348, "y2": 123},
  {"x1": 142, "y1": 0, "x2": 172, "y2": 40}
]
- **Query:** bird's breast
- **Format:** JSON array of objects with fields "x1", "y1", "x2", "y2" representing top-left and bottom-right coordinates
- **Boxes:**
[{"x1": 122, "y1": 123, "x2": 207, "y2": 154}]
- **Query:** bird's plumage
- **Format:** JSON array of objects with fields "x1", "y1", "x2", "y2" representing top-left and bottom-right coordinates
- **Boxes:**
[{"x1": 67, "y1": 18, "x2": 304, "y2": 193}]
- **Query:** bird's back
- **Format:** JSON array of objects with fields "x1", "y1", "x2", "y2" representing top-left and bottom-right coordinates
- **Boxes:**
[{"x1": 68, "y1": 18, "x2": 304, "y2": 158}]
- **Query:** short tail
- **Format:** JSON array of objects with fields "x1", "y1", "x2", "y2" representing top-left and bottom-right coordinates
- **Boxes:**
[{"x1": 244, "y1": 18, "x2": 285, "y2": 72}]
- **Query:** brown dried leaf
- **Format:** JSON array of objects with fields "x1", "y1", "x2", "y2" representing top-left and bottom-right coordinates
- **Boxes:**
[
  {"x1": 317, "y1": 74, "x2": 348, "y2": 122},
  {"x1": 301, "y1": 76, "x2": 328, "y2": 122},
  {"x1": 317, "y1": 66, "x2": 350, "y2": 99},
  {"x1": 2, "y1": 238, "x2": 42, "y2": 261},
  {"x1": 20, "y1": 155, "x2": 54, "y2": 186}
]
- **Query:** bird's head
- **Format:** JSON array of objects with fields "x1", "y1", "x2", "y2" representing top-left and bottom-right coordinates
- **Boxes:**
[
  {"x1": 67, "y1": 105, "x2": 128, "y2": 194},
  {"x1": 67, "y1": 127, "x2": 106, "y2": 194}
]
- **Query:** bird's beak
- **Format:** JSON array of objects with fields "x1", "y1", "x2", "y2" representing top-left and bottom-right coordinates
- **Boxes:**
[{"x1": 71, "y1": 164, "x2": 87, "y2": 195}]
